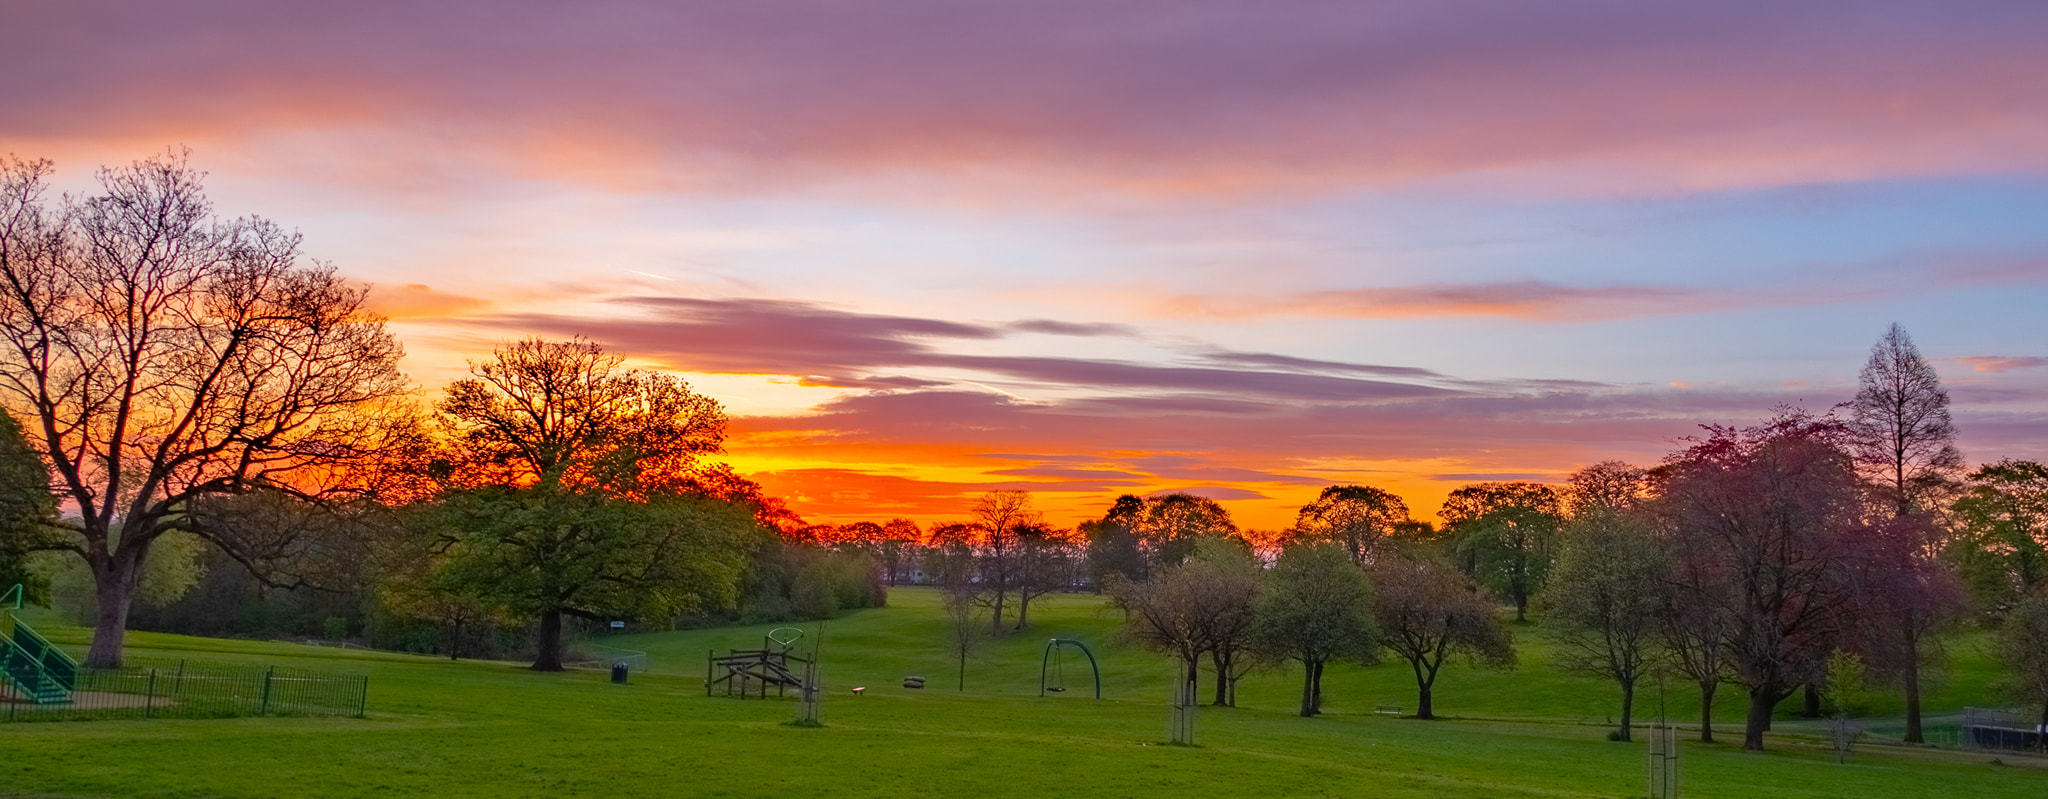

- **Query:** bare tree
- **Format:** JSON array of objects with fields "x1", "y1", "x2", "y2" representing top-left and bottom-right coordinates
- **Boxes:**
[
  {"x1": 0, "y1": 152, "x2": 407, "y2": 667},
  {"x1": 940, "y1": 568, "x2": 985, "y2": 691},
  {"x1": 1109, "y1": 542, "x2": 1261, "y2": 708},
  {"x1": 1849, "y1": 323, "x2": 1962, "y2": 518},
  {"x1": 1371, "y1": 553, "x2": 1514, "y2": 720},
  {"x1": 971, "y1": 489, "x2": 1039, "y2": 634}
]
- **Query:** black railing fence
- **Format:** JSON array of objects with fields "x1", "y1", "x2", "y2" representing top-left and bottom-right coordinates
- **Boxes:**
[{"x1": 1, "y1": 656, "x2": 367, "y2": 722}]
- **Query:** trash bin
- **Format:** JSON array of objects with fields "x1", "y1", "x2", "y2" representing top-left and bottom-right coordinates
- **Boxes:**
[{"x1": 611, "y1": 662, "x2": 629, "y2": 684}]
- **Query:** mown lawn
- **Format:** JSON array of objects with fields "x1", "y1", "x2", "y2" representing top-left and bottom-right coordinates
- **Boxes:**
[{"x1": 3, "y1": 589, "x2": 2043, "y2": 798}]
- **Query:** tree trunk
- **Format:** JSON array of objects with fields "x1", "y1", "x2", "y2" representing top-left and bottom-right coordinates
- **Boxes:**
[
  {"x1": 1802, "y1": 682, "x2": 1822, "y2": 718},
  {"x1": 1617, "y1": 678, "x2": 1635, "y2": 743},
  {"x1": 957, "y1": 649, "x2": 966, "y2": 691},
  {"x1": 85, "y1": 548, "x2": 147, "y2": 669},
  {"x1": 1014, "y1": 594, "x2": 1030, "y2": 630},
  {"x1": 1514, "y1": 591, "x2": 1528, "y2": 623},
  {"x1": 1310, "y1": 659, "x2": 1325, "y2": 715},
  {"x1": 1698, "y1": 680, "x2": 1717, "y2": 743},
  {"x1": 1743, "y1": 687, "x2": 1779, "y2": 751},
  {"x1": 989, "y1": 591, "x2": 1006, "y2": 635},
  {"x1": 1902, "y1": 657, "x2": 1924, "y2": 743},
  {"x1": 1299, "y1": 658, "x2": 1319, "y2": 717},
  {"x1": 532, "y1": 609, "x2": 565, "y2": 671},
  {"x1": 1417, "y1": 680, "x2": 1434, "y2": 720}
]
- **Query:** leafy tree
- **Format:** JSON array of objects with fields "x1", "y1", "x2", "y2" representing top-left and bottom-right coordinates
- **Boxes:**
[
  {"x1": 432, "y1": 337, "x2": 753, "y2": 670},
  {"x1": 1253, "y1": 543, "x2": 1374, "y2": 717},
  {"x1": 1081, "y1": 496, "x2": 1148, "y2": 587},
  {"x1": 1109, "y1": 541, "x2": 1262, "y2": 708},
  {"x1": 0, "y1": 408, "x2": 56, "y2": 603},
  {"x1": 1441, "y1": 482, "x2": 1562, "y2": 621},
  {"x1": 1287, "y1": 484, "x2": 1412, "y2": 565},
  {"x1": 1565, "y1": 461, "x2": 1649, "y2": 519},
  {"x1": 1542, "y1": 508, "x2": 1664, "y2": 741},
  {"x1": 1655, "y1": 410, "x2": 1865, "y2": 750},
  {"x1": 1139, "y1": 493, "x2": 1237, "y2": 569},
  {"x1": 0, "y1": 152, "x2": 407, "y2": 666},
  {"x1": 1848, "y1": 323, "x2": 1962, "y2": 517},
  {"x1": 433, "y1": 486, "x2": 758, "y2": 669},
  {"x1": 1838, "y1": 515, "x2": 1966, "y2": 743},
  {"x1": 1371, "y1": 553, "x2": 1514, "y2": 720},
  {"x1": 1994, "y1": 593, "x2": 2048, "y2": 737},
  {"x1": 1947, "y1": 460, "x2": 2048, "y2": 615}
]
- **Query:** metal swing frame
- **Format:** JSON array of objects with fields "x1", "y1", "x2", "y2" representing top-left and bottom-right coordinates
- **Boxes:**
[{"x1": 1038, "y1": 638, "x2": 1101, "y2": 699}]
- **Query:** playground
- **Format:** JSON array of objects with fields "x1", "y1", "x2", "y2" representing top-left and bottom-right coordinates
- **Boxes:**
[{"x1": 2, "y1": 588, "x2": 2044, "y2": 798}]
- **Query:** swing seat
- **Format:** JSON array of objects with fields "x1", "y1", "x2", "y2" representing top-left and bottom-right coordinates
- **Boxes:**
[{"x1": 1046, "y1": 686, "x2": 1066, "y2": 693}]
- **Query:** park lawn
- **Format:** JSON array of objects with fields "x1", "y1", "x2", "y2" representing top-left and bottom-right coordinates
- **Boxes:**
[{"x1": 1, "y1": 589, "x2": 2042, "y2": 798}]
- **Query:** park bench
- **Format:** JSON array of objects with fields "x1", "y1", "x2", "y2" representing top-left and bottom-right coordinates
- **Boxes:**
[{"x1": 1374, "y1": 705, "x2": 1402, "y2": 716}]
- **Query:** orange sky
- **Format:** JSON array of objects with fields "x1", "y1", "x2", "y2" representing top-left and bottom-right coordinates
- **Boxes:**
[{"x1": 10, "y1": 1, "x2": 2048, "y2": 531}]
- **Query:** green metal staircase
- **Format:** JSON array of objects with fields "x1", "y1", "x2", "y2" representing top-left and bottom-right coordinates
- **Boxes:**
[{"x1": 1, "y1": 585, "x2": 76, "y2": 705}]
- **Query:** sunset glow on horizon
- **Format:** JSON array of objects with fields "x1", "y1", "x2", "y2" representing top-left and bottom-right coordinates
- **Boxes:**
[{"x1": 10, "y1": 1, "x2": 2048, "y2": 530}]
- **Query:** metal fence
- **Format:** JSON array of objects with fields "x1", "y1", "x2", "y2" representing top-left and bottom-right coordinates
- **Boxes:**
[
  {"x1": 1960, "y1": 707, "x2": 2044, "y2": 753},
  {"x1": 1, "y1": 656, "x2": 368, "y2": 722}
]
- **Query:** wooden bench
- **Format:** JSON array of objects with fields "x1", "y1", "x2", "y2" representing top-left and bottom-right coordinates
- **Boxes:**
[{"x1": 1373, "y1": 705, "x2": 1403, "y2": 716}]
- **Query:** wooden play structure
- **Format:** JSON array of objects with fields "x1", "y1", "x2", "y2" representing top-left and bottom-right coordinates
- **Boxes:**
[{"x1": 705, "y1": 628, "x2": 811, "y2": 699}]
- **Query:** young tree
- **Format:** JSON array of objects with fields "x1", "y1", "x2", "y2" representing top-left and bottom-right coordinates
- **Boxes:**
[
  {"x1": 433, "y1": 337, "x2": 747, "y2": 670},
  {"x1": 1108, "y1": 542, "x2": 1262, "y2": 708},
  {"x1": 1252, "y1": 543, "x2": 1374, "y2": 717},
  {"x1": 940, "y1": 569, "x2": 985, "y2": 691},
  {"x1": 1542, "y1": 508, "x2": 1665, "y2": 741},
  {"x1": 1371, "y1": 553, "x2": 1514, "y2": 720},
  {"x1": 1848, "y1": 323, "x2": 1962, "y2": 518},
  {"x1": 1441, "y1": 482, "x2": 1563, "y2": 622},
  {"x1": 1010, "y1": 523, "x2": 1071, "y2": 630},
  {"x1": 1287, "y1": 484, "x2": 1412, "y2": 566},
  {"x1": 0, "y1": 152, "x2": 408, "y2": 666},
  {"x1": 1655, "y1": 410, "x2": 1865, "y2": 750}
]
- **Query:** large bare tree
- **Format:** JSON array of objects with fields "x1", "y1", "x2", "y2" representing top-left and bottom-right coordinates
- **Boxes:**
[
  {"x1": 1849, "y1": 323, "x2": 1962, "y2": 518},
  {"x1": 0, "y1": 152, "x2": 406, "y2": 667}
]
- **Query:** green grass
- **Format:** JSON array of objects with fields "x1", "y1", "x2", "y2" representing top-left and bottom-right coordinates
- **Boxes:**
[{"x1": 3, "y1": 589, "x2": 2043, "y2": 798}]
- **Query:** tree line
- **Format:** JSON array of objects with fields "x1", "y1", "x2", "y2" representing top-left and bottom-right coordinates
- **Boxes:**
[{"x1": 3, "y1": 151, "x2": 2047, "y2": 752}]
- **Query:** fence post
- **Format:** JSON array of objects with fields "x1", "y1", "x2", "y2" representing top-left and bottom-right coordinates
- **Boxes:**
[
  {"x1": 356, "y1": 675, "x2": 368, "y2": 718},
  {"x1": 145, "y1": 668, "x2": 157, "y2": 719},
  {"x1": 259, "y1": 666, "x2": 275, "y2": 715}
]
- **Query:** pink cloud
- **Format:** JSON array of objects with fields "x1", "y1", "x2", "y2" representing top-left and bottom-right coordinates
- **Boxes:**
[
  {"x1": 5, "y1": 2, "x2": 2046, "y2": 200},
  {"x1": 1958, "y1": 356, "x2": 2048, "y2": 373}
]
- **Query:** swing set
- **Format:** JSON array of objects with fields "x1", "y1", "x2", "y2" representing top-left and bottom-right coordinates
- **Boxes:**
[{"x1": 1038, "y1": 638, "x2": 1101, "y2": 699}]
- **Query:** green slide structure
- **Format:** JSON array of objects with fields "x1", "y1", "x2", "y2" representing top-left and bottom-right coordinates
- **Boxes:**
[{"x1": 1, "y1": 585, "x2": 77, "y2": 705}]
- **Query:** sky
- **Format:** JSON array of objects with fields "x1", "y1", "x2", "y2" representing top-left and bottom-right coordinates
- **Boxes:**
[{"x1": 4, "y1": 0, "x2": 2047, "y2": 529}]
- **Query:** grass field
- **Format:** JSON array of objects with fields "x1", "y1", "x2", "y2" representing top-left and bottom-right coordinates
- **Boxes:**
[{"x1": 4, "y1": 588, "x2": 2044, "y2": 798}]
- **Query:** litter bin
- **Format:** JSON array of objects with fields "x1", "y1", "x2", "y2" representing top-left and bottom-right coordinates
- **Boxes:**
[{"x1": 611, "y1": 662, "x2": 629, "y2": 684}]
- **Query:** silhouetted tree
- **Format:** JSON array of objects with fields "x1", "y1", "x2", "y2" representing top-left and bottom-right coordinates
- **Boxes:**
[
  {"x1": 432, "y1": 337, "x2": 746, "y2": 670},
  {"x1": 1839, "y1": 515, "x2": 1966, "y2": 743},
  {"x1": 1253, "y1": 543, "x2": 1374, "y2": 716},
  {"x1": 1109, "y1": 542, "x2": 1261, "y2": 708},
  {"x1": 1287, "y1": 484, "x2": 1412, "y2": 565},
  {"x1": 0, "y1": 152, "x2": 408, "y2": 666},
  {"x1": 1372, "y1": 553, "x2": 1514, "y2": 720},
  {"x1": 971, "y1": 490, "x2": 1039, "y2": 633},
  {"x1": 1849, "y1": 323, "x2": 1962, "y2": 518}
]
